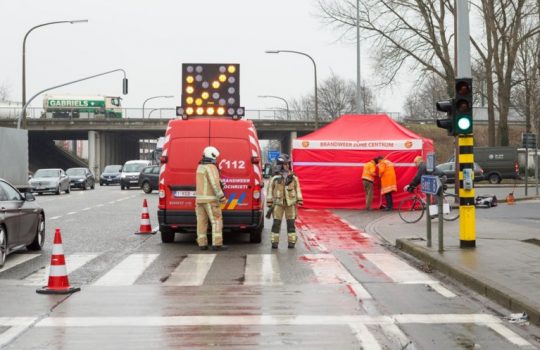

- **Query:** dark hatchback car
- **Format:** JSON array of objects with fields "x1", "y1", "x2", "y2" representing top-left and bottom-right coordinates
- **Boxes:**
[
  {"x1": 138, "y1": 165, "x2": 160, "y2": 194},
  {"x1": 100, "y1": 165, "x2": 122, "y2": 186},
  {"x1": 435, "y1": 162, "x2": 484, "y2": 183},
  {"x1": 0, "y1": 179, "x2": 45, "y2": 268},
  {"x1": 66, "y1": 167, "x2": 95, "y2": 190}
]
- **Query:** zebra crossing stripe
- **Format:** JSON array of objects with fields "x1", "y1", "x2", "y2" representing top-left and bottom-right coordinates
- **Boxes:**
[
  {"x1": 348, "y1": 323, "x2": 383, "y2": 350},
  {"x1": 301, "y1": 254, "x2": 372, "y2": 300},
  {"x1": 93, "y1": 254, "x2": 158, "y2": 286},
  {"x1": 0, "y1": 254, "x2": 40, "y2": 273},
  {"x1": 363, "y1": 253, "x2": 457, "y2": 298},
  {"x1": 244, "y1": 254, "x2": 283, "y2": 286},
  {"x1": 23, "y1": 254, "x2": 98, "y2": 286},
  {"x1": 164, "y1": 254, "x2": 216, "y2": 286},
  {"x1": 0, "y1": 317, "x2": 37, "y2": 348}
]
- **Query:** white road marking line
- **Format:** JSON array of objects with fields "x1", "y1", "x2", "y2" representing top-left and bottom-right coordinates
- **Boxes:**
[
  {"x1": 302, "y1": 254, "x2": 372, "y2": 300},
  {"x1": 49, "y1": 216, "x2": 61, "y2": 220},
  {"x1": 0, "y1": 254, "x2": 40, "y2": 273},
  {"x1": 338, "y1": 217, "x2": 372, "y2": 238},
  {"x1": 12, "y1": 313, "x2": 531, "y2": 348},
  {"x1": 0, "y1": 318, "x2": 38, "y2": 348},
  {"x1": 108, "y1": 201, "x2": 116, "y2": 204},
  {"x1": 67, "y1": 212, "x2": 77, "y2": 216},
  {"x1": 93, "y1": 254, "x2": 158, "y2": 286},
  {"x1": 96, "y1": 204, "x2": 104, "y2": 208},
  {"x1": 380, "y1": 324, "x2": 416, "y2": 350},
  {"x1": 348, "y1": 323, "x2": 383, "y2": 350},
  {"x1": 164, "y1": 254, "x2": 215, "y2": 286},
  {"x1": 485, "y1": 322, "x2": 534, "y2": 347},
  {"x1": 364, "y1": 253, "x2": 456, "y2": 298},
  {"x1": 244, "y1": 254, "x2": 283, "y2": 286},
  {"x1": 23, "y1": 254, "x2": 98, "y2": 285},
  {"x1": 82, "y1": 207, "x2": 91, "y2": 211}
]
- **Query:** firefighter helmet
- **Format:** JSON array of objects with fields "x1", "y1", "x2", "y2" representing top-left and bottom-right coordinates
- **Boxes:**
[
  {"x1": 276, "y1": 153, "x2": 290, "y2": 165},
  {"x1": 203, "y1": 146, "x2": 220, "y2": 160}
]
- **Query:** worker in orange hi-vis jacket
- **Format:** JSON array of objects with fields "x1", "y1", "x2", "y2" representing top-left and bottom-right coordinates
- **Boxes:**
[
  {"x1": 362, "y1": 157, "x2": 381, "y2": 210},
  {"x1": 378, "y1": 156, "x2": 397, "y2": 211}
]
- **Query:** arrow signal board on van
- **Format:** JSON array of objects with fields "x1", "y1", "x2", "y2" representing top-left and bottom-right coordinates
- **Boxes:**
[{"x1": 178, "y1": 63, "x2": 245, "y2": 120}]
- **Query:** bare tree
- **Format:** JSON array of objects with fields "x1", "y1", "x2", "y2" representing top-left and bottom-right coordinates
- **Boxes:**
[
  {"x1": 291, "y1": 72, "x2": 379, "y2": 121},
  {"x1": 403, "y1": 74, "x2": 448, "y2": 120},
  {"x1": 0, "y1": 81, "x2": 10, "y2": 101},
  {"x1": 319, "y1": 0, "x2": 540, "y2": 146}
]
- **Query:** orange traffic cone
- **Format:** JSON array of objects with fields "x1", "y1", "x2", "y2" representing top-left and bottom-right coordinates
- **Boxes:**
[
  {"x1": 37, "y1": 228, "x2": 80, "y2": 295},
  {"x1": 135, "y1": 199, "x2": 154, "y2": 234},
  {"x1": 506, "y1": 192, "x2": 515, "y2": 205}
]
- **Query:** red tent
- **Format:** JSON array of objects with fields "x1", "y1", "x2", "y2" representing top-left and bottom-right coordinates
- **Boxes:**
[{"x1": 292, "y1": 114, "x2": 434, "y2": 209}]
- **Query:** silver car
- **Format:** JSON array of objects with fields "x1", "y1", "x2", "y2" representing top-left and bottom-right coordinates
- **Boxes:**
[
  {"x1": 0, "y1": 178, "x2": 45, "y2": 267},
  {"x1": 29, "y1": 168, "x2": 71, "y2": 195}
]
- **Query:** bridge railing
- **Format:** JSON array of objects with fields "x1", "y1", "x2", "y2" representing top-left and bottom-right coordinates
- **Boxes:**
[{"x1": 0, "y1": 106, "x2": 402, "y2": 122}]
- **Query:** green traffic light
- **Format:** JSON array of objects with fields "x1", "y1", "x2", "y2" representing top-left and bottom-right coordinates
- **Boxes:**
[{"x1": 457, "y1": 115, "x2": 472, "y2": 133}]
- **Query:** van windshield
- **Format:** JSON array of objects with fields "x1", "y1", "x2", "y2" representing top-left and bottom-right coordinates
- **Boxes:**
[
  {"x1": 104, "y1": 165, "x2": 122, "y2": 173},
  {"x1": 124, "y1": 163, "x2": 147, "y2": 172}
]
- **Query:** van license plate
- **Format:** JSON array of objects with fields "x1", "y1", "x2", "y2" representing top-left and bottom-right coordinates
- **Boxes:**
[{"x1": 173, "y1": 191, "x2": 195, "y2": 198}]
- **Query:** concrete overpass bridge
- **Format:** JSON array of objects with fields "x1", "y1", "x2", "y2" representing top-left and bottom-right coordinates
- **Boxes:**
[{"x1": 0, "y1": 116, "x2": 322, "y2": 176}]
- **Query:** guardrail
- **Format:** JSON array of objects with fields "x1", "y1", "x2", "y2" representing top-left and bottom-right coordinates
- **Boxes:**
[{"x1": 0, "y1": 107, "x2": 402, "y2": 122}]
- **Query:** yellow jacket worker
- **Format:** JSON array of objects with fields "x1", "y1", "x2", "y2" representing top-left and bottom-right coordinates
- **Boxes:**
[
  {"x1": 266, "y1": 154, "x2": 303, "y2": 249},
  {"x1": 195, "y1": 146, "x2": 227, "y2": 251}
]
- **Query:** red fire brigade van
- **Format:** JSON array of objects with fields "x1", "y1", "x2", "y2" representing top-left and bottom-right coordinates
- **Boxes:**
[{"x1": 158, "y1": 118, "x2": 264, "y2": 243}]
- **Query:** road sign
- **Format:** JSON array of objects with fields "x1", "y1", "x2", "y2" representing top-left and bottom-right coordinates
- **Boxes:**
[
  {"x1": 421, "y1": 175, "x2": 442, "y2": 195},
  {"x1": 268, "y1": 150, "x2": 280, "y2": 162},
  {"x1": 426, "y1": 153, "x2": 435, "y2": 172},
  {"x1": 522, "y1": 133, "x2": 537, "y2": 148}
]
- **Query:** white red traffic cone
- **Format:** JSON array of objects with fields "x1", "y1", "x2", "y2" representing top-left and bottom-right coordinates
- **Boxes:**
[
  {"x1": 135, "y1": 199, "x2": 154, "y2": 234},
  {"x1": 36, "y1": 228, "x2": 80, "y2": 295}
]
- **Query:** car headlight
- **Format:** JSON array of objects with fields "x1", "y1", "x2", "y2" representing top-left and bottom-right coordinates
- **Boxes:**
[
  {"x1": 121, "y1": 174, "x2": 126, "y2": 179},
  {"x1": 78, "y1": 179, "x2": 85, "y2": 182}
]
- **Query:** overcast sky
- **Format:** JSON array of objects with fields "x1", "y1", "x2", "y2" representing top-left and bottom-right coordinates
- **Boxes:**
[{"x1": 0, "y1": 0, "x2": 409, "y2": 115}]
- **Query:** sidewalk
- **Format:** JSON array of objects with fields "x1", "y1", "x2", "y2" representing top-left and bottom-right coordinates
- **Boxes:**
[{"x1": 336, "y1": 196, "x2": 540, "y2": 327}]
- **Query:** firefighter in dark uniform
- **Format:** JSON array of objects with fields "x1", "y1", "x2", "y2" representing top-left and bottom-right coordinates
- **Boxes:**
[{"x1": 266, "y1": 154, "x2": 303, "y2": 249}]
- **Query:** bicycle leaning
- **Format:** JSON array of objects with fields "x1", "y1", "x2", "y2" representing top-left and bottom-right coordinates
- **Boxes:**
[{"x1": 397, "y1": 186, "x2": 460, "y2": 223}]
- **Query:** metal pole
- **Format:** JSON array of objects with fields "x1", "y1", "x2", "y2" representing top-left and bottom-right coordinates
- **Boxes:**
[
  {"x1": 142, "y1": 95, "x2": 173, "y2": 119},
  {"x1": 426, "y1": 194, "x2": 432, "y2": 247},
  {"x1": 525, "y1": 145, "x2": 529, "y2": 196},
  {"x1": 356, "y1": 0, "x2": 362, "y2": 113},
  {"x1": 18, "y1": 68, "x2": 127, "y2": 128},
  {"x1": 265, "y1": 50, "x2": 319, "y2": 128},
  {"x1": 258, "y1": 95, "x2": 290, "y2": 120},
  {"x1": 438, "y1": 191, "x2": 444, "y2": 252},
  {"x1": 21, "y1": 20, "x2": 88, "y2": 129}
]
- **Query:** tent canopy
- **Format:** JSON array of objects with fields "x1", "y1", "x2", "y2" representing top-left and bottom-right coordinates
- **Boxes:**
[{"x1": 292, "y1": 114, "x2": 434, "y2": 209}]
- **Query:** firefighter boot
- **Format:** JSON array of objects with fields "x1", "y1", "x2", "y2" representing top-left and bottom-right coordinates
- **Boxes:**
[
  {"x1": 286, "y1": 219, "x2": 297, "y2": 248},
  {"x1": 271, "y1": 219, "x2": 282, "y2": 249}
]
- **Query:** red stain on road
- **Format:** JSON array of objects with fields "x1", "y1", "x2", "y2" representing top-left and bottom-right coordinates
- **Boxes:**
[{"x1": 296, "y1": 209, "x2": 373, "y2": 252}]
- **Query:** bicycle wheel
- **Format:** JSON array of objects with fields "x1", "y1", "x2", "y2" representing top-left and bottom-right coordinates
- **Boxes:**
[
  {"x1": 442, "y1": 193, "x2": 460, "y2": 221},
  {"x1": 398, "y1": 195, "x2": 425, "y2": 223}
]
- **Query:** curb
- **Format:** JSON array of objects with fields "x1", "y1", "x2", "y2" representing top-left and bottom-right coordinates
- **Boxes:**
[{"x1": 396, "y1": 238, "x2": 540, "y2": 327}]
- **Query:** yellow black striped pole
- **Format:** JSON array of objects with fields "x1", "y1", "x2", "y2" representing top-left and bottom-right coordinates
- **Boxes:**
[{"x1": 458, "y1": 135, "x2": 475, "y2": 248}]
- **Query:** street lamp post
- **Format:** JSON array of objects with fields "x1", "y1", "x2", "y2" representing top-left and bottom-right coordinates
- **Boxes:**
[
  {"x1": 265, "y1": 50, "x2": 318, "y2": 128},
  {"x1": 22, "y1": 20, "x2": 88, "y2": 128},
  {"x1": 142, "y1": 95, "x2": 174, "y2": 118},
  {"x1": 258, "y1": 95, "x2": 290, "y2": 120},
  {"x1": 356, "y1": 0, "x2": 363, "y2": 113},
  {"x1": 18, "y1": 68, "x2": 128, "y2": 128}
]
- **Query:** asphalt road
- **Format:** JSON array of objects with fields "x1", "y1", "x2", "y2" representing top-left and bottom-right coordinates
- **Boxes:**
[{"x1": 0, "y1": 185, "x2": 538, "y2": 349}]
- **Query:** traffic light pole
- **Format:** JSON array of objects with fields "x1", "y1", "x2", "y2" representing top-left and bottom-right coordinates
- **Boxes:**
[{"x1": 455, "y1": 0, "x2": 475, "y2": 248}]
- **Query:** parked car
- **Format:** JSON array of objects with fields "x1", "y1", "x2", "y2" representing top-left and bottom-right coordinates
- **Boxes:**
[
  {"x1": 0, "y1": 178, "x2": 45, "y2": 268},
  {"x1": 120, "y1": 160, "x2": 152, "y2": 190},
  {"x1": 100, "y1": 164, "x2": 122, "y2": 186},
  {"x1": 139, "y1": 165, "x2": 160, "y2": 194},
  {"x1": 435, "y1": 162, "x2": 484, "y2": 183},
  {"x1": 28, "y1": 168, "x2": 70, "y2": 195},
  {"x1": 66, "y1": 167, "x2": 95, "y2": 190}
]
